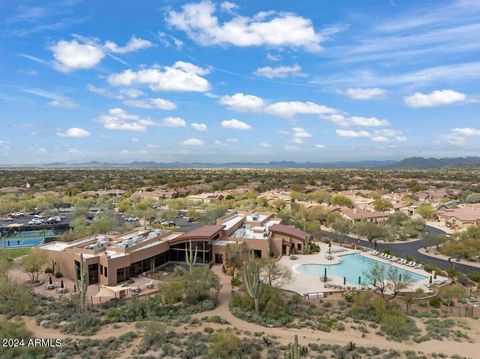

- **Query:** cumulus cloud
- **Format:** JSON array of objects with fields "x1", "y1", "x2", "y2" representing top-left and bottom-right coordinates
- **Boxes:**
[
  {"x1": 120, "y1": 88, "x2": 144, "y2": 98},
  {"x1": 404, "y1": 89, "x2": 466, "y2": 107},
  {"x1": 191, "y1": 123, "x2": 208, "y2": 131},
  {"x1": 161, "y1": 117, "x2": 186, "y2": 127},
  {"x1": 444, "y1": 127, "x2": 480, "y2": 145},
  {"x1": 124, "y1": 98, "x2": 177, "y2": 110},
  {"x1": 218, "y1": 92, "x2": 337, "y2": 119},
  {"x1": 265, "y1": 101, "x2": 336, "y2": 118},
  {"x1": 254, "y1": 64, "x2": 305, "y2": 79},
  {"x1": 108, "y1": 61, "x2": 210, "y2": 92},
  {"x1": 336, "y1": 129, "x2": 370, "y2": 138},
  {"x1": 452, "y1": 127, "x2": 480, "y2": 136},
  {"x1": 50, "y1": 39, "x2": 105, "y2": 72},
  {"x1": 292, "y1": 127, "x2": 312, "y2": 143},
  {"x1": 344, "y1": 87, "x2": 386, "y2": 100},
  {"x1": 104, "y1": 36, "x2": 153, "y2": 54},
  {"x1": 167, "y1": 1, "x2": 324, "y2": 52},
  {"x1": 56, "y1": 127, "x2": 90, "y2": 138},
  {"x1": 96, "y1": 108, "x2": 157, "y2": 131},
  {"x1": 350, "y1": 116, "x2": 389, "y2": 127},
  {"x1": 181, "y1": 138, "x2": 204, "y2": 145},
  {"x1": 221, "y1": 119, "x2": 252, "y2": 130},
  {"x1": 314, "y1": 144, "x2": 325, "y2": 149},
  {"x1": 219, "y1": 93, "x2": 264, "y2": 112}
]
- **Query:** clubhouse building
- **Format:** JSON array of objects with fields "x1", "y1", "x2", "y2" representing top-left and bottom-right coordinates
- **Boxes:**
[{"x1": 39, "y1": 212, "x2": 306, "y2": 286}]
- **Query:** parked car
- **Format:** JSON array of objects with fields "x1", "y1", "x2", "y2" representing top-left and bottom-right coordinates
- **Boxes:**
[{"x1": 0, "y1": 217, "x2": 13, "y2": 222}]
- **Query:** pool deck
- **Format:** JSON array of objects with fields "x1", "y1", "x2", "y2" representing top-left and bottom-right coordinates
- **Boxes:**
[{"x1": 277, "y1": 242, "x2": 449, "y2": 296}]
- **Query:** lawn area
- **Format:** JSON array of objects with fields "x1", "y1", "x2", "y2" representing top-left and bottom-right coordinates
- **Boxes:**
[{"x1": 0, "y1": 247, "x2": 31, "y2": 259}]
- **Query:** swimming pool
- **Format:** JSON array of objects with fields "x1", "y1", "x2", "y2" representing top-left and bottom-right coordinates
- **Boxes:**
[{"x1": 293, "y1": 253, "x2": 427, "y2": 285}]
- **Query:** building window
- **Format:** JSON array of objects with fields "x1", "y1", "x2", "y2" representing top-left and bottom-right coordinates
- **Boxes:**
[
  {"x1": 100, "y1": 264, "x2": 103, "y2": 276},
  {"x1": 104, "y1": 267, "x2": 107, "y2": 277}
]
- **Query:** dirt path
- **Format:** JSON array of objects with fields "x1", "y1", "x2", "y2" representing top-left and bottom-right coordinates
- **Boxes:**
[
  {"x1": 18, "y1": 265, "x2": 480, "y2": 358},
  {"x1": 21, "y1": 316, "x2": 137, "y2": 340},
  {"x1": 190, "y1": 265, "x2": 479, "y2": 358}
]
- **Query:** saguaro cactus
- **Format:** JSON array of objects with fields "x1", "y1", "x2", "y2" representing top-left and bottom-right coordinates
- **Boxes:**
[
  {"x1": 243, "y1": 255, "x2": 261, "y2": 314},
  {"x1": 75, "y1": 253, "x2": 89, "y2": 311},
  {"x1": 289, "y1": 335, "x2": 301, "y2": 359},
  {"x1": 185, "y1": 240, "x2": 198, "y2": 273}
]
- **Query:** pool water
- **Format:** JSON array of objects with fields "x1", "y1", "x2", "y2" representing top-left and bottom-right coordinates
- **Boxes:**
[{"x1": 294, "y1": 253, "x2": 427, "y2": 285}]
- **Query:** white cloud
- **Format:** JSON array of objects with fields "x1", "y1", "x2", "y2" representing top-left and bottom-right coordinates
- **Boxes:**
[
  {"x1": 108, "y1": 61, "x2": 210, "y2": 92},
  {"x1": 265, "y1": 101, "x2": 336, "y2": 118},
  {"x1": 452, "y1": 127, "x2": 480, "y2": 136},
  {"x1": 350, "y1": 116, "x2": 389, "y2": 127},
  {"x1": 218, "y1": 92, "x2": 338, "y2": 119},
  {"x1": 344, "y1": 88, "x2": 386, "y2": 100},
  {"x1": 220, "y1": 1, "x2": 237, "y2": 11},
  {"x1": 371, "y1": 136, "x2": 390, "y2": 143},
  {"x1": 120, "y1": 88, "x2": 144, "y2": 98},
  {"x1": 161, "y1": 117, "x2": 186, "y2": 127},
  {"x1": 50, "y1": 39, "x2": 105, "y2": 72},
  {"x1": 87, "y1": 84, "x2": 121, "y2": 99},
  {"x1": 219, "y1": 93, "x2": 264, "y2": 112},
  {"x1": 259, "y1": 142, "x2": 272, "y2": 148},
  {"x1": 266, "y1": 53, "x2": 281, "y2": 61},
  {"x1": 314, "y1": 144, "x2": 325, "y2": 149},
  {"x1": 254, "y1": 64, "x2": 305, "y2": 79},
  {"x1": 336, "y1": 129, "x2": 370, "y2": 138},
  {"x1": 22, "y1": 88, "x2": 78, "y2": 108},
  {"x1": 292, "y1": 127, "x2": 312, "y2": 143},
  {"x1": 124, "y1": 98, "x2": 177, "y2": 110},
  {"x1": 104, "y1": 36, "x2": 153, "y2": 54},
  {"x1": 221, "y1": 119, "x2": 252, "y2": 130},
  {"x1": 96, "y1": 108, "x2": 157, "y2": 131},
  {"x1": 167, "y1": 1, "x2": 324, "y2": 52},
  {"x1": 48, "y1": 100, "x2": 78, "y2": 109},
  {"x1": 404, "y1": 89, "x2": 467, "y2": 107},
  {"x1": 56, "y1": 127, "x2": 90, "y2": 138},
  {"x1": 191, "y1": 123, "x2": 208, "y2": 131},
  {"x1": 131, "y1": 137, "x2": 140, "y2": 143},
  {"x1": 181, "y1": 138, "x2": 204, "y2": 146}
]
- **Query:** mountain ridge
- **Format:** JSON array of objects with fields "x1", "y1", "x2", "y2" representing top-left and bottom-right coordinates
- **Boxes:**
[{"x1": 2, "y1": 156, "x2": 480, "y2": 169}]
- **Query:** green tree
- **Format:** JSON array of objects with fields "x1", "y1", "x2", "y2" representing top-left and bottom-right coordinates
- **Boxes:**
[
  {"x1": 417, "y1": 203, "x2": 437, "y2": 220},
  {"x1": 354, "y1": 222, "x2": 389, "y2": 245},
  {"x1": 438, "y1": 284, "x2": 468, "y2": 306},
  {"x1": 21, "y1": 249, "x2": 48, "y2": 283},
  {"x1": 373, "y1": 198, "x2": 393, "y2": 212},
  {"x1": 330, "y1": 195, "x2": 354, "y2": 208}
]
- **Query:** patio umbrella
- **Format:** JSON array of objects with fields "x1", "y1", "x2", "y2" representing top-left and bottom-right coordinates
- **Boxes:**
[
  {"x1": 49, "y1": 276, "x2": 52, "y2": 285},
  {"x1": 60, "y1": 280, "x2": 64, "y2": 289}
]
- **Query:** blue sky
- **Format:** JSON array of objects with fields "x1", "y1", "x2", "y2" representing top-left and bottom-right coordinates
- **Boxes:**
[{"x1": 1, "y1": 0, "x2": 480, "y2": 164}]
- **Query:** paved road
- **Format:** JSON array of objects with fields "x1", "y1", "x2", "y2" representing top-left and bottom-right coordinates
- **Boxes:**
[{"x1": 322, "y1": 226, "x2": 479, "y2": 275}]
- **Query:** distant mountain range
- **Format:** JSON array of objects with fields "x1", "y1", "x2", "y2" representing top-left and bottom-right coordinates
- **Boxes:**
[{"x1": 2, "y1": 157, "x2": 480, "y2": 169}]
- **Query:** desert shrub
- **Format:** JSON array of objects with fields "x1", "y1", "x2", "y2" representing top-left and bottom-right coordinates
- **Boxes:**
[
  {"x1": 429, "y1": 297, "x2": 441, "y2": 308},
  {"x1": 61, "y1": 311, "x2": 101, "y2": 336},
  {"x1": 467, "y1": 272, "x2": 480, "y2": 282},
  {"x1": 55, "y1": 272, "x2": 63, "y2": 278},
  {"x1": 209, "y1": 328, "x2": 242, "y2": 359}
]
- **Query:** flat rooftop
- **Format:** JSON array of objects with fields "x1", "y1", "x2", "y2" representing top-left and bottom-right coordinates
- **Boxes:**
[{"x1": 222, "y1": 215, "x2": 245, "y2": 230}]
